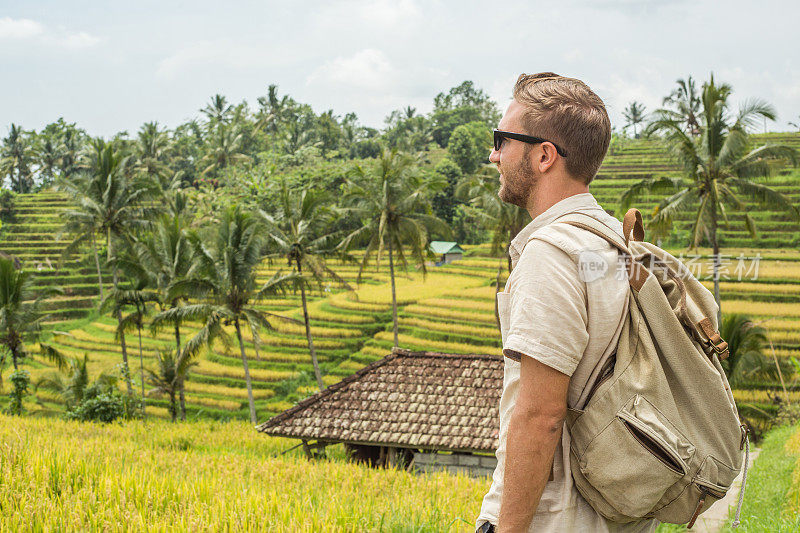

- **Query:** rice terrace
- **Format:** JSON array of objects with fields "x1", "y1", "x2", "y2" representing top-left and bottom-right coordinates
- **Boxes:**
[{"x1": 4, "y1": 6, "x2": 800, "y2": 530}]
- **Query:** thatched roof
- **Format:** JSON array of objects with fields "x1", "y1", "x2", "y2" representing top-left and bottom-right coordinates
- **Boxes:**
[{"x1": 257, "y1": 348, "x2": 502, "y2": 453}]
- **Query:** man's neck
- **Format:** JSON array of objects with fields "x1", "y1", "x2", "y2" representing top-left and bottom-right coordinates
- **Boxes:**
[{"x1": 526, "y1": 178, "x2": 590, "y2": 220}]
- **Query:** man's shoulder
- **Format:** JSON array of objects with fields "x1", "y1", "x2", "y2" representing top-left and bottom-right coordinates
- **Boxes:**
[{"x1": 524, "y1": 210, "x2": 623, "y2": 259}]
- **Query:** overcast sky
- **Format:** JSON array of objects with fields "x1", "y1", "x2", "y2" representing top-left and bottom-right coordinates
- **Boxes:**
[{"x1": 1, "y1": 0, "x2": 798, "y2": 138}]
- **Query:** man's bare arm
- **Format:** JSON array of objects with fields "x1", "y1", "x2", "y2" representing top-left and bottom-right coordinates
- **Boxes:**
[{"x1": 497, "y1": 352, "x2": 571, "y2": 533}]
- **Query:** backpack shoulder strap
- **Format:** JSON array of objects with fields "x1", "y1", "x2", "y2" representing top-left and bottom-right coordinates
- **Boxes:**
[
  {"x1": 551, "y1": 210, "x2": 649, "y2": 291},
  {"x1": 550, "y1": 212, "x2": 629, "y2": 254}
]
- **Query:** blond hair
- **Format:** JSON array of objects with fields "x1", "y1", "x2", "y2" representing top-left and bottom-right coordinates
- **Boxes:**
[{"x1": 512, "y1": 72, "x2": 611, "y2": 184}]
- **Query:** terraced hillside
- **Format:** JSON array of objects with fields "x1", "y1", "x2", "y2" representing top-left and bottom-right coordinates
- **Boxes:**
[
  {"x1": 592, "y1": 132, "x2": 800, "y2": 248},
  {"x1": 2, "y1": 133, "x2": 799, "y2": 425},
  {"x1": 0, "y1": 191, "x2": 105, "y2": 323}
]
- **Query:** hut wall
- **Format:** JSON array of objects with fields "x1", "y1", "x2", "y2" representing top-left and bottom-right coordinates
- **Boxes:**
[
  {"x1": 443, "y1": 252, "x2": 462, "y2": 264},
  {"x1": 412, "y1": 451, "x2": 496, "y2": 477}
]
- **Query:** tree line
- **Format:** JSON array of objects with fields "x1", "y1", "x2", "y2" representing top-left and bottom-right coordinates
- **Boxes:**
[{"x1": 1, "y1": 74, "x2": 798, "y2": 423}]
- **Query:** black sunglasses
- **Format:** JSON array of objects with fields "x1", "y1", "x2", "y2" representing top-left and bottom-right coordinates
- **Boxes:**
[{"x1": 493, "y1": 129, "x2": 568, "y2": 157}]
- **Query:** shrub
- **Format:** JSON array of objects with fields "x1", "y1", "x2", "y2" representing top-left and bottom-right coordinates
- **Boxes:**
[
  {"x1": 66, "y1": 392, "x2": 125, "y2": 423},
  {"x1": 5, "y1": 369, "x2": 30, "y2": 416},
  {"x1": 65, "y1": 377, "x2": 140, "y2": 423},
  {"x1": 0, "y1": 189, "x2": 15, "y2": 223},
  {"x1": 776, "y1": 402, "x2": 800, "y2": 427}
]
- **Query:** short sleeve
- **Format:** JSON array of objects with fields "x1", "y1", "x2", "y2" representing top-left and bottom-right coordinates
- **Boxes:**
[{"x1": 503, "y1": 239, "x2": 589, "y2": 377}]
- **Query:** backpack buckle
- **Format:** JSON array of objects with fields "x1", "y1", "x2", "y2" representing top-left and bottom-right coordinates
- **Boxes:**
[
  {"x1": 710, "y1": 339, "x2": 729, "y2": 360},
  {"x1": 696, "y1": 318, "x2": 730, "y2": 361}
]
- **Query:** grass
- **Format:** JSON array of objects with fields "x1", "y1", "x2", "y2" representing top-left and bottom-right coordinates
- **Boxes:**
[
  {"x1": 0, "y1": 415, "x2": 487, "y2": 532},
  {"x1": 716, "y1": 423, "x2": 800, "y2": 531}
]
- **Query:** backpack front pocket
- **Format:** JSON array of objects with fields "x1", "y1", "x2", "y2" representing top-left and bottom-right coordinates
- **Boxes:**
[{"x1": 579, "y1": 398, "x2": 689, "y2": 518}]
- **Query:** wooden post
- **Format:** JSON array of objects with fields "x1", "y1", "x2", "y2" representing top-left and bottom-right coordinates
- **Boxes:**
[{"x1": 301, "y1": 440, "x2": 313, "y2": 460}]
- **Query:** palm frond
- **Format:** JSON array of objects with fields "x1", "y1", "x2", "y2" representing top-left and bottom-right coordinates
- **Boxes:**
[
  {"x1": 39, "y1": 343, "x2": 67, "y2": 371},
  {"x1": 727, "y1": 178, "x2": 800, "y2": 220},
  {"x1": 620, "y1": 176, "x2": 685, "y2": 214}
]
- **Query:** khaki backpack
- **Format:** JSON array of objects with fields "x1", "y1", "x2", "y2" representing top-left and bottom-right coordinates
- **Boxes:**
[{"x1": 539, "y1": 209, "x2": 748, "y2": 528}]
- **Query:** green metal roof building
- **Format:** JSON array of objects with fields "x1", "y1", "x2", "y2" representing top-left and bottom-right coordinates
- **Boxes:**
[{"x1": 429, "y1": 241, "x2": 464, "y2": 265}]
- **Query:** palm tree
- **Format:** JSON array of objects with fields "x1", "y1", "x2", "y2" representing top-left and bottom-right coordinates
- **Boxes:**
[
  {"x1": 340, "y1": 148, "x2": 449, "y2": 348},
  {"x1": 146, "y1": 349, "x2": 197, "y2": 422},
  {"x1": 662, "y1": 76, "x2": 702, "y2": 136},
  {"x1": 283, "y1": 119, "x2": 318, "y2": 156},
  {"x1": 202, "y1": 94, "x2": 234, "y2": 129},
  {"x1": 142, "y1": 213, "x2": 194, "y2": 419},
  {"x1": 1, "y1": 124, "x2": 35, "y2": 193},
  {"x1": 57, "y1": 192, "x2": 107, "y2": 302},
  {"x1": 0, "y1": 257, "x2": 66, "y2": 373},
  {"x1": 200, "y1": 125, "x2": 251, "y2": 175},
  {"x1": 255, "y1": 85, "x2": 291, "y2": 136},
  {"x1": 35, "y1": 354, "x2": 90, "y2": 410},
  {"x1": 260, "y1": 181, "x2": 351, "y2": 391},
  {"x1": 154, "y1": 206, "x2": 296, "y2": 423},
  {"x1": 59, "y1": 127, "x2": 84, "y2": 180},
  {"x1": 623, "y1": 101, "x2": 647, "y2": 139},
  {"x1": 621, "y1": 75, "x2": 799, "y2": 323},
  {"x1": 58, "y1": 139, "x2": 154, "y2": 393},
  {"x1": 719, "y1": 314, "x2": 769, "y2": 387},
  {"x1": 101, "y1": 265, "x2": 160, "y2": 420},
  {"x1": 134, "y1": 121, "x2": 172, "y2": 190},
  {"x1": 35, "y1": 133, "x2": 63, "y2": 188},
  {"x1": 34, "y1": 353, "x2": 119, "y2": 411}
]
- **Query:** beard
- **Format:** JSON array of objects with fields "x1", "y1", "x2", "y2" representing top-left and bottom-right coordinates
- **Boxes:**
[{"x1": 497, "y1": 148, "x2": 537, "y2": 208}]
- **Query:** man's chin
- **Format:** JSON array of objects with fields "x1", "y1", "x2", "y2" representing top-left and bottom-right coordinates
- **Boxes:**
[
  {"x1": 498, "y1": 186, "x2": 524, "y2": 208},
  {"x1": 497, "y1": 186, "x2": 513, "y2": 205}
]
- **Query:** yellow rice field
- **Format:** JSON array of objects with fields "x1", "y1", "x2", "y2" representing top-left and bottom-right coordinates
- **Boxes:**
[{"x1": 0, "y1": 415, "x2": 487, "y2": 532}]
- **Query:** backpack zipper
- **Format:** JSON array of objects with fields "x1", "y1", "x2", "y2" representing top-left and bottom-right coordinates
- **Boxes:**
[
  {"x1": 618, "y1": 412, "x2": 686, "y2": 475},
  {"x1": 584, "y1": 355, "x2": 616, "y2": 405}
]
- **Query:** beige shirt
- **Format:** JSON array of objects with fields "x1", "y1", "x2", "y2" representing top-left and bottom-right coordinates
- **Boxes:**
[{"x1": 477, "y1": 193, "x2": 657, "y2": 532}]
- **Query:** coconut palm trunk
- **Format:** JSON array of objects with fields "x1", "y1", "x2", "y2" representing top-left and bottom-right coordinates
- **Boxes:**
[
  {"x1": 168, "y1": 390, "x2": 177, "y2": 422},
  {"x1": 137, "y1": 325, "x2": 146, "y2": 419},
  {"x1": 11, "y1": 346, "x2": 19, "y2": 370},
  {"x1": 494, "y1": 263, "x2": 502, "y2": 332},
  {"x1": 507, "y1": 229, "x2": 513, "y2": 274},
  {"x1": 387, "y1": 237, "x2": 399, "y2": 348},
  {"x1": 111, "y1": 266, "x2": 133, "y2": 395},
  {"x1": 175, "y1": 322, "x2": 186, "y2": 421},
  {"x1": 234, "y1": 317, "x2": 257, "y2": 424},
  {"x1": 252, "y1": 326, "x2": 261, "y2": 361},
  {"x1": 90, "y1": 231, "x2": 105, "y2": 302},
  {"x1": 710, "y1": 204, "x2": 722, "y2": 327},
  {"x1": 297, "y1": 259, "x2": 325, "y2": 391}
]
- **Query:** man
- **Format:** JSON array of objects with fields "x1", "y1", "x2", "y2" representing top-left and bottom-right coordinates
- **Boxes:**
[{"x1": 475, "y1": 73, "x2": 657, "y2": 533}]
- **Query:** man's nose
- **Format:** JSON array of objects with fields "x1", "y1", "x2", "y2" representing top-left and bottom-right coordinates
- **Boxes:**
[{"x1": 489, "y1": 148, "x2": 500, "y2": 163}]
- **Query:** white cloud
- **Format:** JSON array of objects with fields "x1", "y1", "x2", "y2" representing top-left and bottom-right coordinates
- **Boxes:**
[
  {"x1": 563, "y1": 49, "x2": 583, "y2": 63},
  {"x1": 58, "y1": 31, "x2": 101, "y2": 49},
  {"x1": 156, "y1": 40, "x2": 290, "y2": 79},
  {"x1": 306, "y1": 49, "x2": 393, "y2": 91},
  {"x1": 0, "y1": 17, "x2": 44, "y2": 39},
  {"x1": 311, "y1": 0, "x2": 420, "y2": 32},
  {"x1": 359, "y1": 0, "x2": 420, "y2": 26},
  {"x1": 305, "y1": 49, "x2": 450, "y2": 126},
  {"x1": 0, "y1": 17, "x2": 99, "y2": 48}
]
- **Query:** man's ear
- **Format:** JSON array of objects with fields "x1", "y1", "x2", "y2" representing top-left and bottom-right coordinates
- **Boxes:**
[{"x1": 537, "y1": 143, "x2": 559, "y2": 173}]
